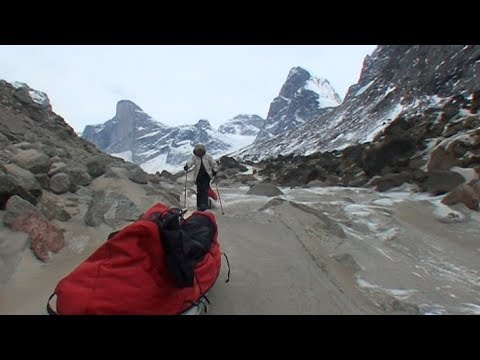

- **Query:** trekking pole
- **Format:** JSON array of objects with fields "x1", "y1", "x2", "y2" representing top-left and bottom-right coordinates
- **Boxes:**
[
  {"x1": 214, "y1": 177, "x2": 224, "y2": 215},
  {"x1": 184, "y1": 170, "x2": 188, "y2": 209}
]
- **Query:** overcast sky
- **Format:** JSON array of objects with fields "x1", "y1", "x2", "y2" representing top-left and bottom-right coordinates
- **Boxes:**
[{"x1": 0, "y1": 45, "x2": 376, "y2": 133}]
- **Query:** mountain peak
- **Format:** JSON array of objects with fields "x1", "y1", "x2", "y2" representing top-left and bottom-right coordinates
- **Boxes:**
[
  {"x1": 195, "y1": 119, "x2": 212, "y2": 130},
  {"x1": 116, "y1": 100, "x2": 143, "y2": 116},
  {"x1": 256, "y1": 67, "x2": 341, "y2": 143},
  {"x1": 287, "y1": 66, "x2": 311, "y2": 78},
  {"x1": 280, "y1": 67, "x2": 312, "y2": 99}
]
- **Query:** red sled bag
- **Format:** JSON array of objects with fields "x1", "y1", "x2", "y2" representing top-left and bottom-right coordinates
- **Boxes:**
[
  {"x1": 208, "y1": 187, "x2": 218, "y2": 200},
  {"x1": 46, "y1": 203, "x2": 222, "y2": 315}
]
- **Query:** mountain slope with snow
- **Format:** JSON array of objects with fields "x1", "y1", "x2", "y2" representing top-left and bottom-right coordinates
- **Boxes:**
[{"x1": 238, "y1": 45, "x2": 480, "y2": 161}]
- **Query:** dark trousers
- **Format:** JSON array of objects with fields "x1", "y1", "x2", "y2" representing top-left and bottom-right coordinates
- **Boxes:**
[{"x1": 196, "y1": 172, "x2": 211, "y2": 210}]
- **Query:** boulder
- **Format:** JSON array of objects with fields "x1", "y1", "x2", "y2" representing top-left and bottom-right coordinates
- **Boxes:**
[
  {"x1": 247, "y1": 183, "x2": 284, "y2": 197},
  {"x1": 85, "y1": 154, "x2": 114, "y2": 178},
  {"x1": 84, "y1": 190, "x2": 142, "y2": 227},
  {"x1": 38, "y1": 197, "x2": 72, "y2": 222},
  {"x1": 3, "y1": 195, "x2": 39, "y2": 227},
  {"x1": 49, "y1": 173, "x2": 71, "y2": 194},
  {"x1": 424, "y1": 170, "x2": 465, "y2": 195},
  {"x1": 0, "y1": 173, "x2": 38, "y2": 209},
  {"x1": 3, "y1": 163, "x2": 42, "y2": 197},
  {"x1": 442, "y1": 184, "x2": 479, "y2": 210},
  {"x1": 12, "y1": 149, "x2": 49, "y2": 174}
]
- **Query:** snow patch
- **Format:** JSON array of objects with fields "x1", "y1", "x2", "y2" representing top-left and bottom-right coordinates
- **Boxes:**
[
  {"x1": 356, "y1": 278, "x2": 417, "y2": 300},
  {"x1": 110, "y1": 150, "x2": 133, "y2": 162},
  {"x1": 11, "y1": 81, "x2": 27, "y2": 89},
  {"x1": 355, "y1": 79, "x2": 375, "y2": 96},
  {"x1": 432, "y1": 202, "x2": 465, "y2": 223},
  {"x1": 372, "y1": 198, "x2": 395, "y2": 206},
  {"x1": 304, "y1": 77, "x2": 342, "y2": 108},
  {"x1": 138, "y1": 130, "x2": 162, "y2": 140},
  {"x1": 457, "y1": 303, "x2": 480, "y2": 314},
  {"x1": 377, "y1": 228, "x2": 401, "y2": 242},
  {"x1": 364, "y1": 103, "x2": 404, "y2": 142},
  {"x1": 344, "y1": 204, "x2": 373, "y2": 218},
  {"x1": 450, "y1": 166, "x2": 479, "y2": 183},
  {"x1": 28, "y1": 90, "x2": 48, "y2": 105},
  {"x1": 384, "y1": 85, "x2": 396, "y2": 96},
  {"x1": 140, "y1": 153, "x2": 177, "y2": 174}
]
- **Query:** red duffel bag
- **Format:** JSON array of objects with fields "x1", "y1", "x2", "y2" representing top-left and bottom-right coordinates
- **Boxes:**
[{"x1": 46, "y1": 203, "x2": 222, "y2": 315}]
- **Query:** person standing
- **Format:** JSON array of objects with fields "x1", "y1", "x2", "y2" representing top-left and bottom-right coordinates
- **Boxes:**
[{"x1": 184, "y1": 144, "x2": 218, "y2": 211}]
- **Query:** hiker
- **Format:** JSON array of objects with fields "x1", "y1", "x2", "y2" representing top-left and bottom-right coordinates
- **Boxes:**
[{"x1": 184, "y1": 144, "x2": 219, "y2": 211}]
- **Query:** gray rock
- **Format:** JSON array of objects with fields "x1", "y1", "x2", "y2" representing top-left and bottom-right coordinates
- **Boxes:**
[
  {"x1": 3, "y1": 163, "x2": 42, "y2": 197},
  {"x1": 148, "y1": 173, "x2": 161, "y2": 184},
  {"x1": 13, "y1": 87, "x2": 33, "y2": 105},
  {"x1": 289, "y1": 201, "x2": 346, "y2": 239},
  {"x1": 3, "y1": 195, "x2": 40, "y2": 227},
  {"x1": 67, "y1": 164, "x2": 92, "y2": 186},
  {"x1": 424, "y1": 170, "x2": 465, "y2": 195},
  {"x1": 127, "y1": 165, "x2": 148, "y2": 184},
  {"x1": 145, "y1": 188, "x2": 181, "y2": 208},
  {"x1": 12, "y1": 149, "x2": 49, "y2": 174},
  {"x1": 34, "y1": 173, "x2": 50, "y2": 190},
  {"x1": 332, "y1": 253, "x2": 361, "y2": 273},
  {"x1": 104, "y1": 166, "x2": 129, "y2": 179},
  {"x1": 49, "y1": 173, "x2": 71, "y2": 194},
  {"x1": 0, "y1": 173, "x2": 38, "y2": 208},
  {"x1": 247, "y1": 183, "x2": 284, "y2": 197},
  {"x1": 49, "y1": 161, "x2": 91, "y2": 186},
  {"x1": 84, "y1": 190, "x2": 142, "y2": 227},
  {"x1": 38, "y1": 197, "x2": 71, "y2": 222},
  {"x1": 85, "y1": 154, "x2": 114, "y2": 178},
  {"x1": 12, "y1": 141, "x2": 35, "y2": 150},
  {"x1": 48, "y1": 162, "x2": 67, "y2": 177},
  {"x1": 257, "y1": 198, "x2": 287, "y2": 212}
]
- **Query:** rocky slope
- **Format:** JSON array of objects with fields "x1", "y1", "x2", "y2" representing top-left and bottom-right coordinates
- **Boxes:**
[{"x1": 0, "y1": 80, "x2": 188, "y2": 282}]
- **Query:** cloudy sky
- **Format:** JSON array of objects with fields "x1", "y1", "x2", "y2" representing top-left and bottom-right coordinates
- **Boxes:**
[{"x1": 0, "y1": 45, "x2": 376, "y2": 133}]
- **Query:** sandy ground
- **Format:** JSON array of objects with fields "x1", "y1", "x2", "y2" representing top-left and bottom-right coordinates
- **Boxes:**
[{"x1": 1, "y1": 178, "x2": 480, "y2": 315}]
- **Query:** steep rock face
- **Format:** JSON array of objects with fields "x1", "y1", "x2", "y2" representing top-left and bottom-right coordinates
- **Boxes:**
[
  {"x1": 239, "y1": 46, "x2": 480, "y2": 161},
  {"x1": 255, "y1": 67, "x2": 341, "y2": 143}
]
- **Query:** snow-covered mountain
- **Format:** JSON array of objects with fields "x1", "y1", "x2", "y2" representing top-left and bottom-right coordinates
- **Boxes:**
[
  {"x1": 238, "y1": 45, "x2": 480, "y2": 161},
  {"x1": 82, "y1": 101, "x2": 264, "y2": 173},
  {"x1": 255, "y1": 66, "x2": 342, "y2": 143}
]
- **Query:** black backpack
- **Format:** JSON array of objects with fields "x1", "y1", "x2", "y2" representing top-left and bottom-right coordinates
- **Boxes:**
[{"x1": 147, "y1": 208, "x2": 216, "y2": 288}]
